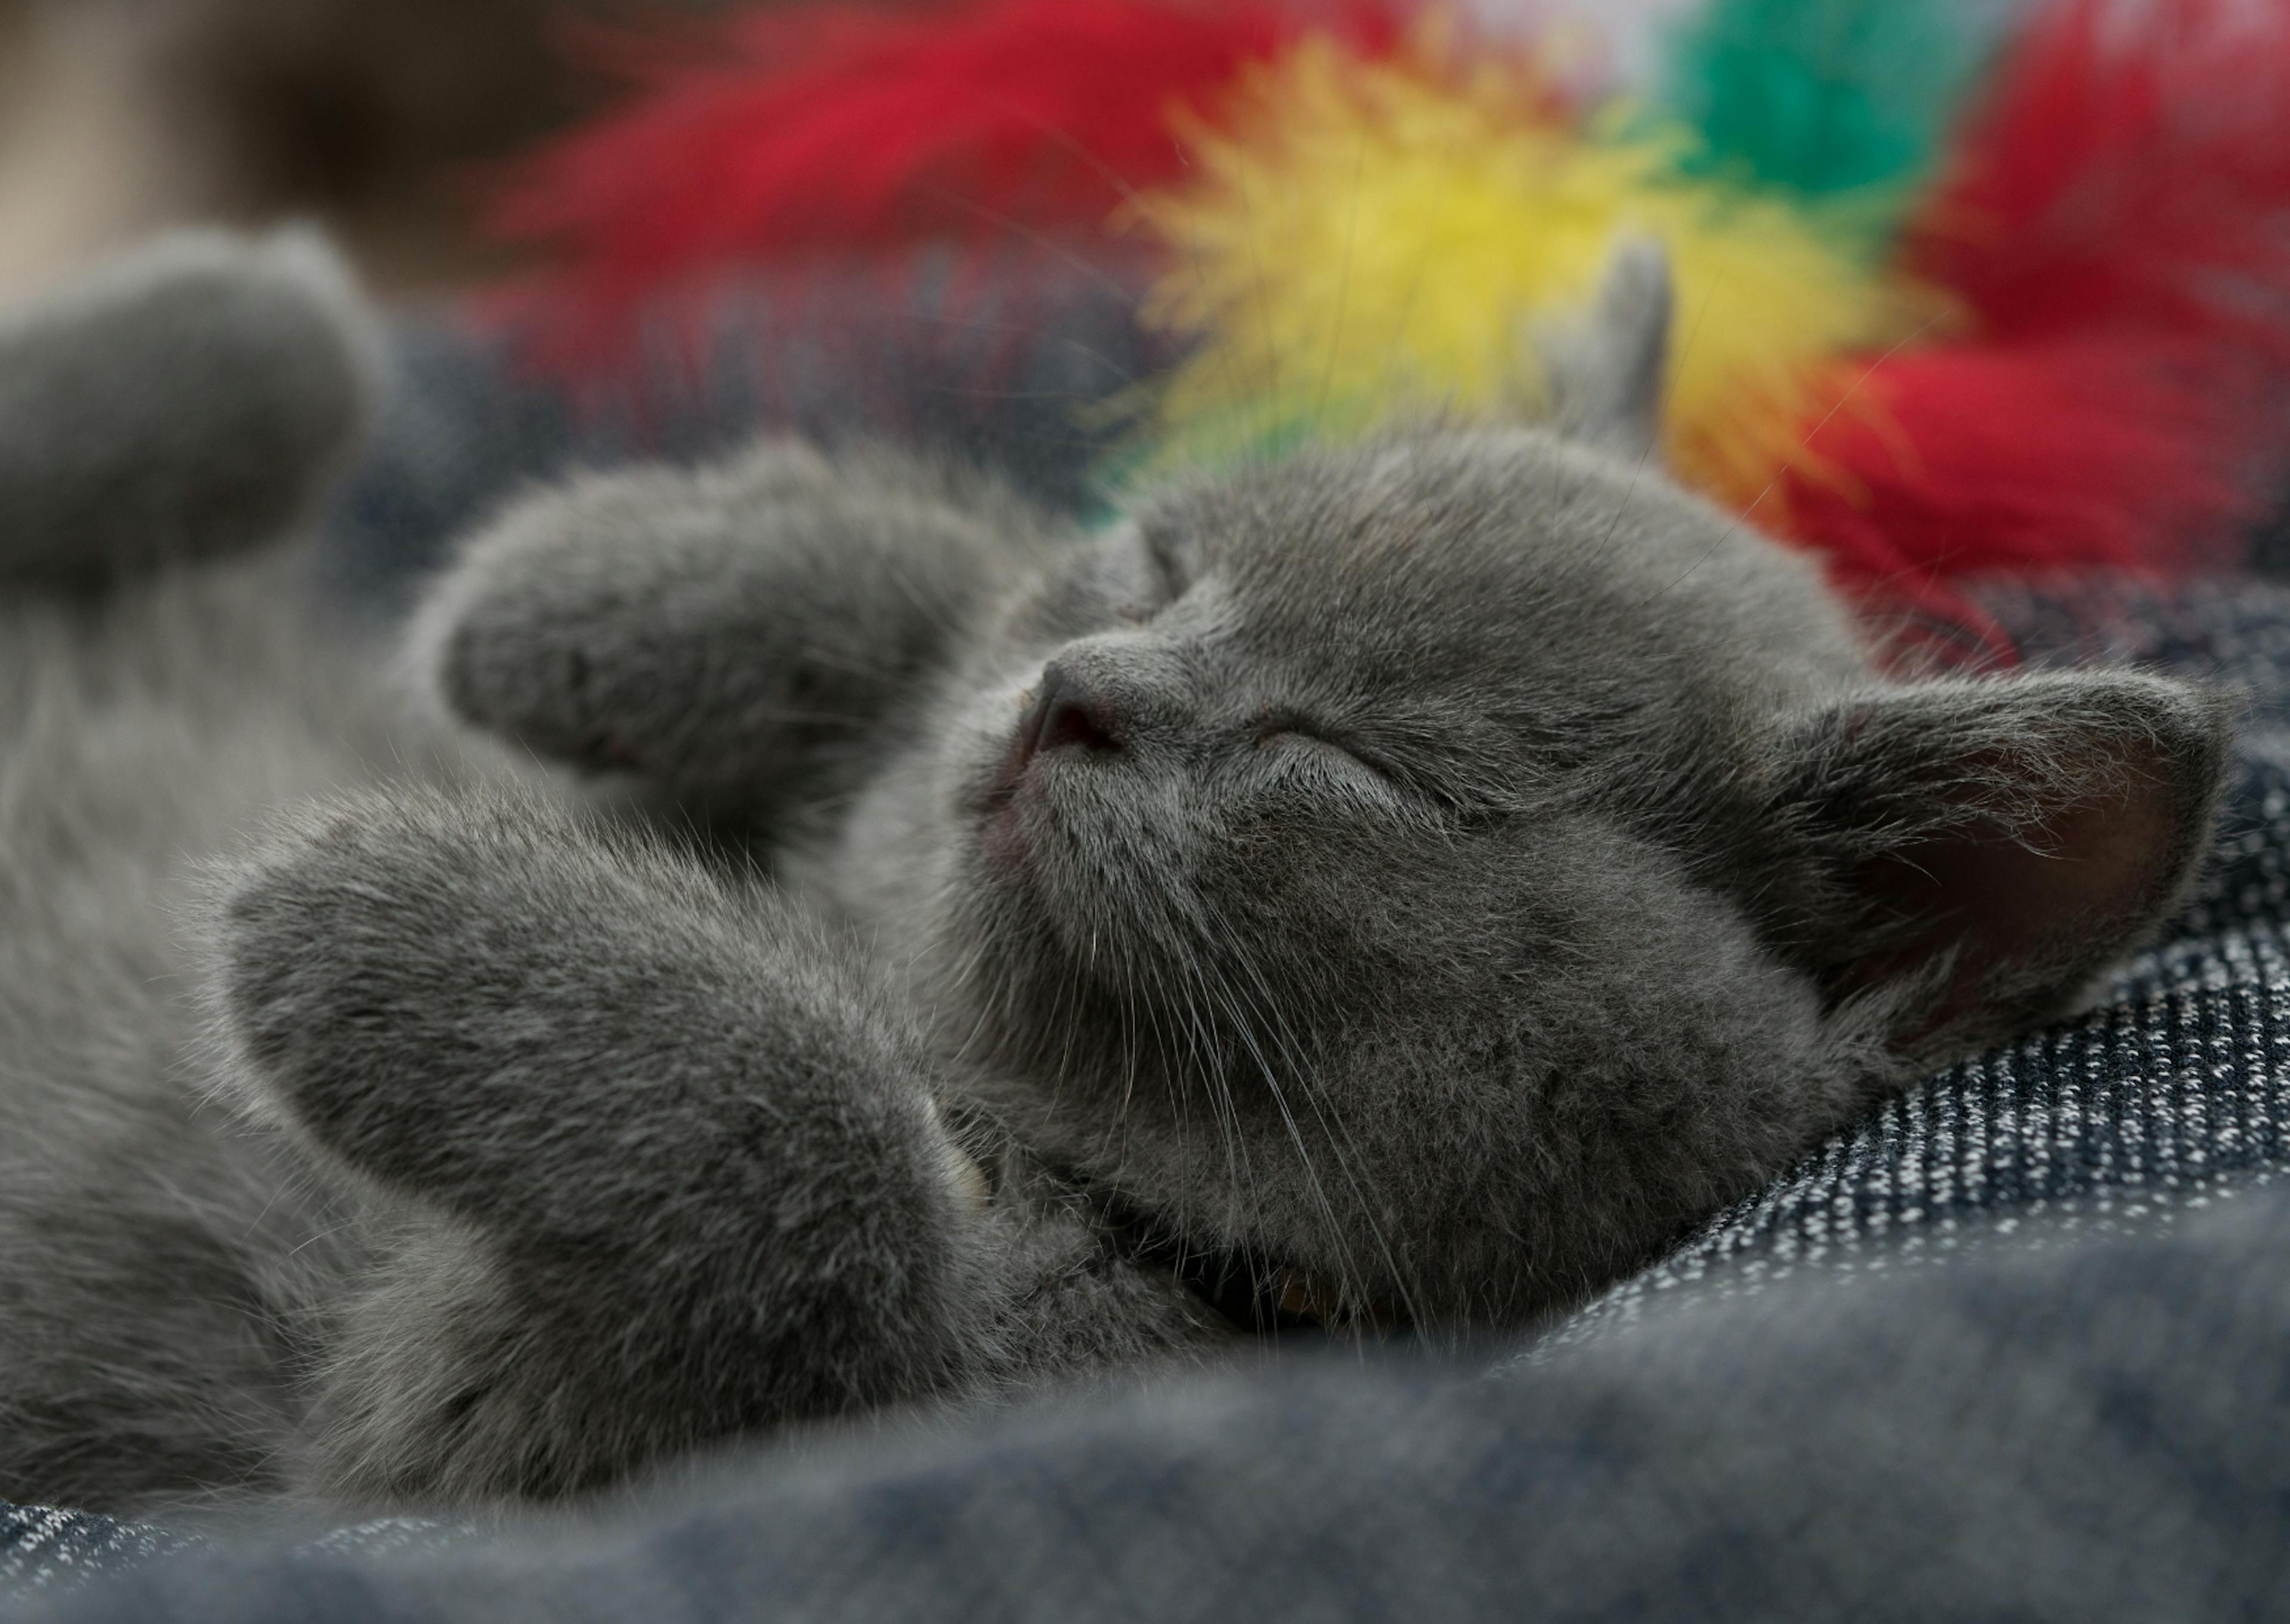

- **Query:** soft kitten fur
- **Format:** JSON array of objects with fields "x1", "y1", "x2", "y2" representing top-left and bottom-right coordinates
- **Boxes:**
[{"x1": 0, "y1": 231, "x2": 2232, "y2": 1514}]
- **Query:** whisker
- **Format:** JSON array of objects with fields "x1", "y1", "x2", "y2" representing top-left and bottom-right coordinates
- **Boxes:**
[
  {"x1": 1234, "y1": 163, "x2": 1286, "y2": 463},
  {"x1": 1200, "y1": 919, "x2": 1418, "y2": 1330},
  {"x1": 918, "y1": 186, "x2": 1155, "y2": 310},
  {"x1": 1192, "y1": 965, "x2": 1363, "y2": 1316}
]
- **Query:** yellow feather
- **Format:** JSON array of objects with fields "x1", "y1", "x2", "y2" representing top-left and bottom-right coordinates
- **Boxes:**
[{"x1": 1120, "y1": 26, "x2": 1950, "y2": 509}]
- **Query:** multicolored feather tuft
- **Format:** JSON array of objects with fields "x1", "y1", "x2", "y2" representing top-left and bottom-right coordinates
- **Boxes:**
[
  {"x1": 476, "y1": 0, "x2": 2290, "y2": 615},
  {"x1": 487, "y1": 0, "x2": 1401, "y2": 361},
  {"x1": 1126, "y1": 24, "x2": 1944, "y2": 500},
  {"x1": 1769, "y1": 0, "x2": 2290, "y2": 599}
]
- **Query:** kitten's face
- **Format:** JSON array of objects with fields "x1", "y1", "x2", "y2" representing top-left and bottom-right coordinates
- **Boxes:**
[
  {"x1": 911, "y1": 430, "x2": 1881, "y2": 1327},
  {"x1": 889, "y1": 424, "x2": 2220, "y2": 1332}
]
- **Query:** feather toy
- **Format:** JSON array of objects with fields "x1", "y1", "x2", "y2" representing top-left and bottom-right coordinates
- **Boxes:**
[
  {"x1": 1771, "y1": 0, "x2": 2290, "y2": 593},
  {"x1": 1779, "y1": 338, "x2": 2263, "y2": 588},
  {"x1": 1125, "y1": 25, "x2": 1945, "y2": 501},
  {"x1": 1658, "y1": 0, "x2": 1989, "y2": 212},
  {"x1": 478, "y1": 0, "x2": 2290, "y2": 617},
  {"x1": 487, "y1": 0, "x2": 1401, "y2": 358},
  {"x1": 1910, "y1": 0, "x2": 2290, "y2": 355}
]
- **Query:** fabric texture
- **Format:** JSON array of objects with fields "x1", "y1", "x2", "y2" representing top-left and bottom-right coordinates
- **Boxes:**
[
  {"x1": 8, "y1": 310, "x2": 2290, "y2": 1620},
  {"x1": 0, "y1": 1510, "x2": 193, "y2": 1599},
  {"x1": 5, "y1": 1176, "x2": 2288, "y2": 1623}
]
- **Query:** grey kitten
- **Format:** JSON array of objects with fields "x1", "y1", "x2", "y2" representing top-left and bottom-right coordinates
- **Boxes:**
[{"x1": 0, "y1": 231, "x2": 2230, "y2": 1514}]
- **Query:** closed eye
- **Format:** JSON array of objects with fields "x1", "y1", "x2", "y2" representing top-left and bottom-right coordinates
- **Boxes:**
[{"x1": 1255, "y1": 721, "x2": 1391, "y2": 780}]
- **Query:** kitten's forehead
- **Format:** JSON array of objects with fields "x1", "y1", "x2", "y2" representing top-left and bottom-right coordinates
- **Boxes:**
[{"x1": 1138, "y1": 432, "x2": 1777, "y2": 705}]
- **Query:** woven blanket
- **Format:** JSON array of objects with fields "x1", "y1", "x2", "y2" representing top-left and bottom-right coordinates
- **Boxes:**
[{"x1": 5, "y1": 311, "x2": 2289, "y2": 1620}]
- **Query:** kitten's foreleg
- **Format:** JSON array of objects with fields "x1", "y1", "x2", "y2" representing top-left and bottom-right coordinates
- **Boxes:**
[
  {"x1": 209, "y1": 787, "x2": 999, "y2": 1504},
  {"x1": 406, "y1": 439, "x2": 1053, "y2": 830}
]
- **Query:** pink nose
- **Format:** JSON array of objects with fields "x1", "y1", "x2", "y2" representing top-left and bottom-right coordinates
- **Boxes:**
[{"x1": 1015, "y1": 661, "x2": 1124, "y2": 765}]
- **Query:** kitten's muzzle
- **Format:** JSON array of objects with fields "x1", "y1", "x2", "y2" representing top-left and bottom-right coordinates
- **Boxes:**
[
  {"x1": 980, "y1": 662, "x2": 1125, "y2": 867},
  {"x1": 1014, "y1": 661, "x2": 1125, "y2": 767}
]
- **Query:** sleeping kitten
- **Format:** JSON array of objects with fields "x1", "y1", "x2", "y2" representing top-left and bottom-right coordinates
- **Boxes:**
[{"x1": 0, "y1": 230, "x2": 2230, "y2": 1513}]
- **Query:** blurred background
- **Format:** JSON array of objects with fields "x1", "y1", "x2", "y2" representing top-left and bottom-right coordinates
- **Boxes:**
[
  {"x1": 0, "y1": 0, "x2": 1700, "y2": 299},
  {"x1": 10, "y1": 0, "x2": 2274, "y2": 622},
  {"x1": 0, "y1": 0, "x2": 736, "y2": 295}
]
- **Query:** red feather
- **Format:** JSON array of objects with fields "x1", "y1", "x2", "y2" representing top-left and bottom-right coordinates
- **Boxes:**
[
  {"x1": 1765, "y1": 336, "x2": 2266, "y2": 661},
  {"x1": 1777, "y1": 0, "x2": 2290, "y2": 615},
  {"x1": 1911, "y1": 0, "x2": 2290, "y2": 355},
  {"x1": 488, "y1": 0, "x2": 1401, "y2": 356}
]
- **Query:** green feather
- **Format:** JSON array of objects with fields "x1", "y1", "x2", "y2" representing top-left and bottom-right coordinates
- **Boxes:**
[{"x1": 1658, "y1": 0, "x2": 1996, "y2": 219}]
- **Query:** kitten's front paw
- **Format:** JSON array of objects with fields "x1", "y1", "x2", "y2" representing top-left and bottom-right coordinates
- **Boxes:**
[
  {"x1": 211, "y1": 787, "x2": 606, "y2": 1186},
  {"x1": 0, "y1": 228, "x2": 377, "y2": 587},
  {"x1": 208, "y1": 788, "x2": 962, "y2": 1240},
  {"x1": 404, "y1": 438, "x2": 1042, "y2": 822},
  {"x1": 218, "y1": 789, "x2": 1002, "y2": 1468}
]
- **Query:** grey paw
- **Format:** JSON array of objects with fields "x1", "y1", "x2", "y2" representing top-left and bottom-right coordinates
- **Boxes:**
[
  {"x1": 0, "y1": 228, "x2": 377, "y2": 588},
  {"x1": 215, "y1": 788, "x2": 1010, "y2": 1478},
  {"x1": 211, "y1": 788, "x2": 961, "y2": 1240},
  {"x1": 404, "y1": 439, "x2": 1042, "y2": 820}
]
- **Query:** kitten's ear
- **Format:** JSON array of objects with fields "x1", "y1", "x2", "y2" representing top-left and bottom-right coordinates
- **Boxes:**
[
  {"x1": 1769, "y1": 671, "x2": 2231, "y2": 1056},
  {"x1": 1538, "y1": 236, "x2": 1672, "y2": 461}
]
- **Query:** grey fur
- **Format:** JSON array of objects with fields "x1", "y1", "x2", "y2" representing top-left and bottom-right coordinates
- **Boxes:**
[
  {"x1": 0, "y1": 234, "x2": 2232, "y2": 1514},
  {"x1": 403, "y1": 439, "x2": 1055, "y2": 833},
  {"x1": 0, "y1": 229, "x2": 377, "y2": 591}
]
